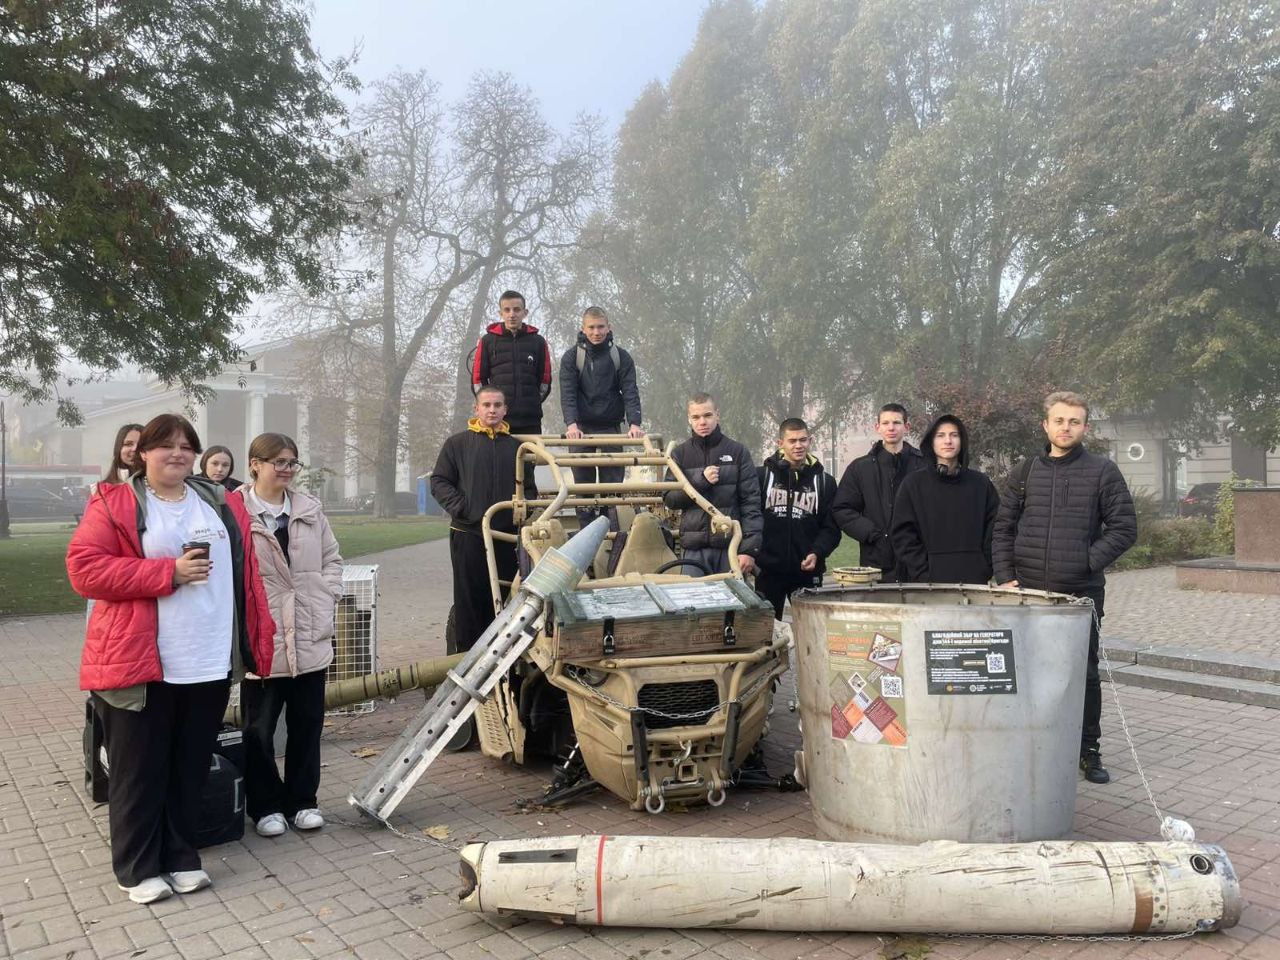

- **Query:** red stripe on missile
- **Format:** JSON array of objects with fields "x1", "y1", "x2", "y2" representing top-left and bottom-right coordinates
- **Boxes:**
[{"x1": 595, "y1": 835, "x2": 608, "y2": 924}]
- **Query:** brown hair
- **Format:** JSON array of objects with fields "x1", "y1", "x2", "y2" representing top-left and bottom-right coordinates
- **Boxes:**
[
  {"x1": 246, "y1": 433, "x2": 299, "y2": 480},
  {"x1": 199, "y1": 445, "x2": 235, "y2": 478},
  {"x1": 1043, "y1": 390, "x2": 1090, "y2": 422},
  {"x1": 582, "y1": 306, "x2": 609, "y2": 322},
  {"x1": 475, "y1": 385, "x2": 506, "y2": 403},
  {"x1": 687, "y1": 392, "x2": 716, "y2": 410},
  {"x1": 103, "y1": 422, "x2": 144, "y2": 483},
  {"x1": 136, "y1": 414, "x2": 202, "y2": 456}
]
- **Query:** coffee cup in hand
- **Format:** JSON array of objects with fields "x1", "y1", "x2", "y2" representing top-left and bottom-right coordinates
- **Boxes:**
[{"x1": 181, "y1": 541, "x2": 211, "y2": 584}]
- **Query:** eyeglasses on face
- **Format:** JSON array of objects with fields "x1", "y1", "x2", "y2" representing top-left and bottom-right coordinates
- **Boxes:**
[{"x1": 255, "y1": 458, "x2": 304, "y2": 471}]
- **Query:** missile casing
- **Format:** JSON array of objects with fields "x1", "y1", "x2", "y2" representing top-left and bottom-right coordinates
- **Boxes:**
[
  {"x1": 222, "y1": 654, "x2": 464, "y2": 727},
  {"x1": 458, "y1": 834, "x2": 1240, "y2": 935},
  {"x1": 348, "y1": 517, "x2": 610, "y2": 822}
]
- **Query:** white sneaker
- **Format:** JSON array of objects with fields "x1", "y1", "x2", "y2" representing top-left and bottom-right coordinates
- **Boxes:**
[
  {"x1": 117, "y1": 876, "x2": 173, "y2": 904},
  {"x1": 167, "y1": 869, "x2": 211, "y2": 894},
  {"x1": 255, "y1": 812, "x2": 287, "y2": 837},
  {"x1": 292, "y1": 808, "x2": 324, "y2": 831}
]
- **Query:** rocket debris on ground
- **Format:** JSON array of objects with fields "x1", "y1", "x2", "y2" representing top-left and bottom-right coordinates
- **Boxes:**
[
  {"x1": 348, "y1": 517, "x2": 609, "y2": 823},
  {"x1": 458, "y1": 834, "x2": 1241, "y2": 935}
]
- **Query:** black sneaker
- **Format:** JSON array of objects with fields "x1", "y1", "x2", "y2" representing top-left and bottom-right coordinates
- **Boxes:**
[{"x1": 1080, "y1": 750, "x2": 1111, "y2": 784}]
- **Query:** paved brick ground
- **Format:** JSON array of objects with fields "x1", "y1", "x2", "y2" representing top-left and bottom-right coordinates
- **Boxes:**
[
  {"x1": 2, "y1": 542, "x2": 1277, "y2": 959},
  {"x1": 1103, "y1": 567, "x2": 1280, "y2": 661}
]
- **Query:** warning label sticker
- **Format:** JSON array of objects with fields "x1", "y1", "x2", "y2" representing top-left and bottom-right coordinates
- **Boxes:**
[
  {"x1": 924, "y1": 629, "x2": 1017, "y2": 695},
  {"x1": 825, "y1": 617, "x2": 907, "y2": 747}
]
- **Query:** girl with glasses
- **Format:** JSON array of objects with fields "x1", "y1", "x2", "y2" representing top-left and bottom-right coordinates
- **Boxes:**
[{"x1": 230, "y1": 433, "x2": 342, "y2": 839}]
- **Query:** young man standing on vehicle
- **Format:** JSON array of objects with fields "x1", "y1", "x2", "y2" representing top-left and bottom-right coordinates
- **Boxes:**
[
  {"x1": 560, "y1": 306, "x2": 644, "y2": 525},
  {"x1": 471, "y1": 290, "x2": 553, "y2": 436},
  {"x1": 831, "y1": 403, "x2": 925, "y2": 581},
  {"x1": 430, "y1": 387, "x2": 536, "y2": 653},
  {"x1": 993, "y1": 391, "x2": 1137, "y2": 785},
  {"x1": 756, "y1": 418, "x2": 841, "y2": 619},
  {"x1": 664, "y1": 393, "x2": 762, "y2": 576}
]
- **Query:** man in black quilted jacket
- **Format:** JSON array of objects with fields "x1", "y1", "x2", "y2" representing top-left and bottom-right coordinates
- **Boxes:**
[
  {"x1": 665, "y1": 393, "x2": 762, "y2": 576},
  {"x1": 993, "y1": 390, "x2": 1137, "y2": 785}
]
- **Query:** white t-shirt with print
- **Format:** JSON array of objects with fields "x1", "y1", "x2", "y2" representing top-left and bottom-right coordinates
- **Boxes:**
[{"x1": 141, "y1": 488, "x2": 234, "y2": 683}]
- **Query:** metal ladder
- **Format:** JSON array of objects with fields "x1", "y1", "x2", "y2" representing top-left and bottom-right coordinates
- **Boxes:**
[{"x1": 348, "y1": 517, "x2": 609, "y2": 823}]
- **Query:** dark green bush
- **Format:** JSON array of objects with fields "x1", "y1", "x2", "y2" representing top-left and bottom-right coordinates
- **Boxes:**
[{"x1": 1113, "y1": 516, "x2": 1220, "y2": 570}]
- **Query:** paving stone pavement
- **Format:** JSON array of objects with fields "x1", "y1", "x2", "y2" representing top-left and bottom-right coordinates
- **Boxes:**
[{"x1": 1, "y1": 540, "x2": 1277, "y2": 960}]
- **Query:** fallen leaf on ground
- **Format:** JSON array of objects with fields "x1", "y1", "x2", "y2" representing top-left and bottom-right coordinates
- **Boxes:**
[
  {"x1": 423, "y1": 824, "x2": 451, "y2": 840},
  {"x1": 351, "y1": 746, "x2": 380, "y2": 758}
]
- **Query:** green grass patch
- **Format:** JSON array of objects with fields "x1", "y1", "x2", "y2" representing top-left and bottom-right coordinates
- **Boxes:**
[
  {"x1": 0, "y1": 515, "x2": 450, "y2": 619},
  {"x1": 826, "y1": 535, "x2": 861, "y2": 570}
]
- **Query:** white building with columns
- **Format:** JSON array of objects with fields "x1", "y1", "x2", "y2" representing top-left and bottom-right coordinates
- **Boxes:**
[{"x1": 36, "y1": 337, "x2": 412, "y2": 502}]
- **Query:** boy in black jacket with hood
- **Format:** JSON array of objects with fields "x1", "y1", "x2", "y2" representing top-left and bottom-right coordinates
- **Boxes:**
[
  {"x1": 891, "y1": 414, "x2": 1000, "y2": 585},
  {"x1": 756, "y1": 418, "x2": 840, "y2": 618}
]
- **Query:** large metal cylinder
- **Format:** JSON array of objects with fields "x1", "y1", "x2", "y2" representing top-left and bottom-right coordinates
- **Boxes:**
[
  {"x1": 458, "y1": 834, "x2": 1241, "y2": 934},
  {"x1": 791, "y1": 584, "x2": 1093, "y2": 844}
]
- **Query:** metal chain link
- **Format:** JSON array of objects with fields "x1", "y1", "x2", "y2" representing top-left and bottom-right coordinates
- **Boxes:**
[{"x1": 1095, "y1": 607, "x2": 1170, "y2": 834}]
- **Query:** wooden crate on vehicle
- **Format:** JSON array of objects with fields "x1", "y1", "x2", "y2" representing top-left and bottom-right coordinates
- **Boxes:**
[{"x1": 547, "y1": 578, "x2": 775, "y2": 661}]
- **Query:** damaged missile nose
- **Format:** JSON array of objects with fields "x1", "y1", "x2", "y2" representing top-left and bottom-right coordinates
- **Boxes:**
[{"x1": 458, "y1": 843, "x2": 485, "y2": 911}]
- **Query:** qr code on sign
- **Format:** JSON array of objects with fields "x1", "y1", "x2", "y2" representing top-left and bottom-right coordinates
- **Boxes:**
[
  {"x1": 986, "y1": 653, "x2": 1007, "y2": 674},
  {"x1": 880, "y1": 676, "x2": 904, "y2": 698}
]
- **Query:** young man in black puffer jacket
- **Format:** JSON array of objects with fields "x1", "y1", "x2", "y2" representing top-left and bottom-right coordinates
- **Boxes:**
[
  {"x1": 664, "y1": 393, "x2": 762, "y2": 575},
  {"x1": 756, "y1": 418, "x2": 840, "y2": 618},
  {"x1": 993, "y1": 390, "x2": 1137, "y2": 785},
  {"x1": 470, "y1": 290, "x2": 552, "y2": 435}
]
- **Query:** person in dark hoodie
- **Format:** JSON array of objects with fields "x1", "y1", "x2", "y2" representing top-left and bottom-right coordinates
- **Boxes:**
[
  {"x1": 560, "y1": 306, "x2": 643, "y2": 526},
  {"x1": 756, "y1": 418, "x2": 841, "y2": 618},
  {"x1": 831, "y1": 403, "x2": 925, "y2": 580},
  {"x1": 430, "y1": 387, "x2": 538, "y2": 653},
  {"x1": 470, "y1": 290, "x2": 552, "y2": 435},
  {"x1": 665, "y1": 393, "x2": 763, "y2": 575},
  {"x1": 891, "y1": 414, "x2": 1000, "y2": 584}
]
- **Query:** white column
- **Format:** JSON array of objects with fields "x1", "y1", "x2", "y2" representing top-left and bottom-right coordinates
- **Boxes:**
[
  {"x1": 188, "y1": 399, "x2": 209, "y2": 450},
  {"x1": 395, "y1": 412, "x2": 411, "y2": 492},
  {"x1": 246, "y1": 391, "x2": 266, "y2": 442}
]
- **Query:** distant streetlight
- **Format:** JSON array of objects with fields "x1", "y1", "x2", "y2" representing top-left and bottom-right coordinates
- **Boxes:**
[{"x1": 0, "y1": 400, "x2": 9, "y2": 539}]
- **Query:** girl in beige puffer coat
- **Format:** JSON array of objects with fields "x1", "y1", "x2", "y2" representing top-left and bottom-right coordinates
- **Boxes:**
[{"x1": 230, "y1": 433, "x2": 342, "y2": 838}]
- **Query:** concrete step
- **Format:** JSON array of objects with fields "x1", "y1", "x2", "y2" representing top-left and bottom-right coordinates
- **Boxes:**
[
  {"x1": 1105, "y1": 662, "x2": 1280, "y2": 709},
  {"x1": 1103, "y1": 637, "x2": 1280, "y2": 685}
]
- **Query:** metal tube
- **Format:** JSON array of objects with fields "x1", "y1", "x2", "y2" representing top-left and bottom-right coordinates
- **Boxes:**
[{"x1": 459, "y1": 835, "x2": 1241, "y2": 934}]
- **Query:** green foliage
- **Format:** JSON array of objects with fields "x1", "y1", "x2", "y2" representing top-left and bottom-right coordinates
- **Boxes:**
[
  {"x1": 0, "y1": 0, "x2": 358, "y2": 417},
  {"x1": 583, "y1": 0, "x2": 1280, "y2": 454},
  {"x1": 1112, "y1": 517, "x2": 1220, "y2": 571},
  {"x1": 1213, "y1": 473, "x2": 1260, "y2": 555}
]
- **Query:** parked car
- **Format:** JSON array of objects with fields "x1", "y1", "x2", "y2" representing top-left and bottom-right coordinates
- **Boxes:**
[{"x1": 1179, "y1": 482, "x2": 1221, "y2": 518}]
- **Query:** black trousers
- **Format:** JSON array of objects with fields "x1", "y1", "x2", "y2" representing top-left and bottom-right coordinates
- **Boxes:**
[
  {"x1": 96, "y1": 679, "x2": 230, "y2": 887},
  {"x1": 450, "y1": 529, "x2": 517, "y2": 653},
  {"x1": 570, "y1": 425, "x2": 623, "y2": 527},
  {"x1": 240, "y1": 669, "x2": 326, "y2": 821},
  {"x1": 755, "y1": 568, "x2": 820, "y2": 620},
  {"x1": 1079, "y1": 586, "x2": 1105, "y2": 753}
]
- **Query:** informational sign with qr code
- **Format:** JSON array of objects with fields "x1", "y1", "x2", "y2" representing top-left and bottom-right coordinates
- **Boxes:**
[
  {"x1": 880, "y1": 675, "x2": 904, "y2": 699},
  {"x1": 924, "y1": 629, "x2": 1017, "y2": 695},
  {"x1": 825, "y1": 617, "x2": 907, "y2": 747}
]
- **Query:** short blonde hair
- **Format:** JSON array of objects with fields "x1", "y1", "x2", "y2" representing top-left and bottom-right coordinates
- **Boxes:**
[{"x1": 1043, "y1": 390, "x2": 1089, "y2": 422}]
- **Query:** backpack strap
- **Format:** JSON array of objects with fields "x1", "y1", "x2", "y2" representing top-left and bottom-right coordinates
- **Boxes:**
[{"x1": 576, "y1": 343, "x2": 622, "y2": 384}]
